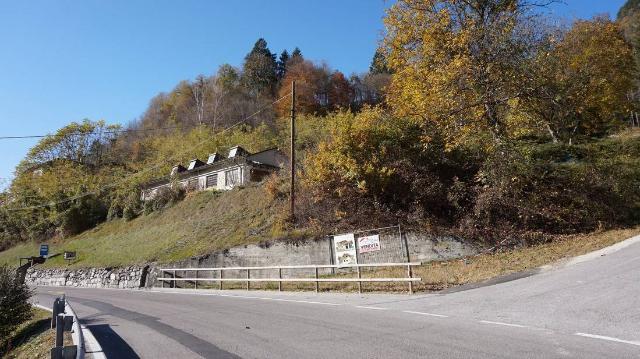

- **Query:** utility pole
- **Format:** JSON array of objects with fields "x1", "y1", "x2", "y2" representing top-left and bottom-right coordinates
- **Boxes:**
[{"x1": 290, "y1": 81, "x2": 296, "y2": 222}]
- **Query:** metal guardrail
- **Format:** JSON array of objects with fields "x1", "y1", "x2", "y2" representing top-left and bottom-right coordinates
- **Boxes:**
[
  {"x1": 50, "y1": 295, "x2": 84, "y2": 359},
  {"x1": 157, "y1": 262, "x2": 422, "y2": 294}
]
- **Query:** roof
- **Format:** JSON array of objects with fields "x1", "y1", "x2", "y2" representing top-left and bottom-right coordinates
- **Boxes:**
[{"x1": 141, "y1": 155, "x2": 280, "y2": 189}]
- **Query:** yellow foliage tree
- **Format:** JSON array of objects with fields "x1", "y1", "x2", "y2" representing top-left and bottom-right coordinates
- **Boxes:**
[
  {"x1": 522, "y1": 17, "x2": 636, "y2": 143},
  {"x1": 383, "y1": 0, "x2": 544, "y2": 149}
]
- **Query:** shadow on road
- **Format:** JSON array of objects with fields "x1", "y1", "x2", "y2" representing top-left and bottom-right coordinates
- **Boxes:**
[{"x1": 86, "y1": 324, "x2": 140, "y2": 359}]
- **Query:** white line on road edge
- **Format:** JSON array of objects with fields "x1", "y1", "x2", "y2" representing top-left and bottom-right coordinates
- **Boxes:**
[
  {"x1": 479, "y1": 320, "x2": 528, "y2": 328},
  {"x1": 402, "y1": 310, "x2": 448, "y2": 318},
  {"x1": 575, "y1": 333, "x2": 640, "y2": 347},
  {"x1": 355, "y1": 306, "x2": 388, "y2": 310},
  {"x1": 82, "y1": 324, "x2": 107, "y2": 359},
  {"x1": 33, "y1": 304, "x2": 52, "y2": 312},
  {"x1": 150, "y1": 289, "x2": 343, "y2": 306}
]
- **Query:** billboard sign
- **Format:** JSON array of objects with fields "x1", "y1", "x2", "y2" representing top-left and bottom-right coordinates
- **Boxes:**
[
  {"x1": 358, "y1": 234, "x2": 381, "y2": 253},
  {"x1": 333, "y1": 233, "x2": 357, "y2": 266},
  {"x1": 39, "y1": 244, "x2": 49, "y2": 258}
]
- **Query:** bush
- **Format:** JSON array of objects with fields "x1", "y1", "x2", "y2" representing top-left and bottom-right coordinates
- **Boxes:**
[
  {"x1": 0, "y1": 265, "x2": 33, "y2": 348},
  {"x1": 143, "y1": 186, "x2": 186, "y2": 214}
]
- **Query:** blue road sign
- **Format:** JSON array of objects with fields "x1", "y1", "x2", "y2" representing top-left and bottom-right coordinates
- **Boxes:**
[{"x1": 40, "y1": 244, "x2": 49, "y2": 257}]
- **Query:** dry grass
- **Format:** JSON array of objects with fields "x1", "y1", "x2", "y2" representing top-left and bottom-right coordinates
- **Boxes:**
[{"x1": 1, "y1": 308, "x2": 72, "y2": 359}]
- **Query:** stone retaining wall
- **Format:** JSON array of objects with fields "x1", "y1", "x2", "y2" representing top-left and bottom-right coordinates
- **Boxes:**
[{"x1": 26, "y1": 266, "x2": 148, "y2": 289}]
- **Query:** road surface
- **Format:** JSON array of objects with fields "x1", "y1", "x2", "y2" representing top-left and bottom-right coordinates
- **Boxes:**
[{"x1": 34, "y1": 237, "x2": 640, "y2": 358}]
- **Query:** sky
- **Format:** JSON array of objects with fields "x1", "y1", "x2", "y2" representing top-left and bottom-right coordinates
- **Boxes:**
[{"x1": 0, "y1": 0, "x2": 629, "y2": 189}]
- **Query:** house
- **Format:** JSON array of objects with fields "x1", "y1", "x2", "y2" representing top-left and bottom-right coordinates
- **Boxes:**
[{"x1": 141, "y1": 146, "x2": 287, "y2": 201}]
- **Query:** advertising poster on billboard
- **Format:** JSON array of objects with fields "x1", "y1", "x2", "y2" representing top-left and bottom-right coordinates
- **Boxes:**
[
  {"x1": 333, "y1": 233, "x2": 357, "y2": 266},
  {"x1": 358, "y1": 234, "x2": 381, "y2": 253}
]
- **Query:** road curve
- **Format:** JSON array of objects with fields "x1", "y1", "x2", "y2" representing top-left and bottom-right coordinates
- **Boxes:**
[{"x1": 33, "y1": 237, "x2": 640, "y2": 358}]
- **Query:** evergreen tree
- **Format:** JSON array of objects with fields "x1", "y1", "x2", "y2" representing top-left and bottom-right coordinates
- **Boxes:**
[
  {"x1": 290, "y1": 47, "x2": 303, "y2": 64},
  {"x1": 241, "y1": 38, "x2": 278, "y2": 96},
  {"x1": 277, "y1": 49, "x2": 290, "y2": 80},
  {"x1": 369, "y1": 48, "x2": 390, "y2": 74}
]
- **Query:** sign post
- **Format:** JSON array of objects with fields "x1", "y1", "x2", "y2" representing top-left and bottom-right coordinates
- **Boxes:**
[
  {"x1": 63, "y1": 251, "x2": 77, "y2": 265},
  {"x1": 333, "y1": 233, "x2": 357, "y2": 266},
  {"x1": 39, "y1": 244, "x2": 49, "y2": 258}
]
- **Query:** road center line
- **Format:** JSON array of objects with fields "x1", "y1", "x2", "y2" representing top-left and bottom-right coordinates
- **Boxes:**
[
  {"x1": 575, "y1": 333, "x2": 640, "y2": 347},
  {"x1": 479, "y1": 320, "x2": 527, "y2": 328},
  {"x1": 402, "y1": 310, "x2": 448, "y2": 318},
  {"x1": 355, "y1": 305, "x2": 388, "y2": 310}
]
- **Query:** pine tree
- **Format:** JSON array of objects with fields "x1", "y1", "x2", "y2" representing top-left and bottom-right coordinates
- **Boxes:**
[
  {"x1": 369, "y1": 49, "x2": 390, "y2": 74},
  {"x1": 277, "y1": 50, "x2": 290, "y2": 80},
  {"x1": 241, "y1": 38, "x2": 278, "y2": 96},
  {"x1": 290, "y1": 47, "x2": 303, "y2": 64}
]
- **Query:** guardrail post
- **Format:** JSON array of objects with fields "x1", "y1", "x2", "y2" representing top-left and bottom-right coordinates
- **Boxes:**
[
  {"x1": 194, "y1": 269, "x2": 198, "y2": 290},
  {"x1": 219, "y1": 269, "x2": 223, "y2": 290},
  {"x1": 246, "y1": 269, "x2": 250, "y2": 290},
  {"x1": 55, "y1": 314, "x2": 64, "y2": 347},
  {"x1": 315, "y1": 267, "x2": 319, "y2": 293},
  {"x1": 278, "y1": 268, "x2": 282, "y2": 292},
  {"x1": 407, "y1": 264, "x2": 414, "y2": 295},
  {"x1": 162, "y1": 270, "x2": 165, "y2": 288},
  {"x1": 357, "y1": 265, "x2": 362, "y2": 294}
]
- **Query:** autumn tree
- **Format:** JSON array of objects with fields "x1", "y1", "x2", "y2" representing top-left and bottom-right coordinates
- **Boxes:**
[
  {"x1": 523, "y1": 17, "x2": 636, "y2": 143},
  {"x1": 276, "y1": 60, "x2": 329, "y2": 117},
  {"x1": 327, "y1": 71, "x2": 354, "y2": 110},
  {"x1": 384, "y1": 0, "x2": 547, "y2": 148}
]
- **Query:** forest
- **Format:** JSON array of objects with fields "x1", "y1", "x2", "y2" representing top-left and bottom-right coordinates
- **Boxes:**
[{"x1": 1, "y1": 0, "x2": 640, "y2": 252}]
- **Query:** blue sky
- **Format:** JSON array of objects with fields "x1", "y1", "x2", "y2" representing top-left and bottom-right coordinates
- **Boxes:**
[{"x1": 0, "y1": 0, "x2": 628, "y2": 188}]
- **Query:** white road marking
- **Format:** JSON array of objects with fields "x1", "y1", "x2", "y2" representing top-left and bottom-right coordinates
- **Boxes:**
[
  {"x1": 479, "y1": 320, "x2": 527, "y2": 328},
  {"x1": 575, "y1": 333, "x2": 640, "y2": 347},
  {"x1": 33, "y1": 304, "x2": 53, "y2": 312},
  {"x1": 150, "y1": 289, "x2": 342, "y2": 306},
  {"x1": 83, "y1": 324, "x2": 107, "y2": 359},
  {"x1": 402, "y1": 310, "x2": 448, "y2": 318},
  {"x1": 355, "y1": 305, "x2": 388, "y2": 310}
]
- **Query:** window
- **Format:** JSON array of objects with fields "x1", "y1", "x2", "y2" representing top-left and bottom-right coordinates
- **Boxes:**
[
  {"x1": 206, "y1": 174, "x2": 218, "y2": 189},
  {"x1": 225, "y1": 168, "x2": 241, "y2": 187}
]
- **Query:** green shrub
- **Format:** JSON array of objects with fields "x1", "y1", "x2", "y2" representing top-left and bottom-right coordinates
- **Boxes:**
[{"x1": 0, "y1": 265, "x2": 33, "y2": 348}]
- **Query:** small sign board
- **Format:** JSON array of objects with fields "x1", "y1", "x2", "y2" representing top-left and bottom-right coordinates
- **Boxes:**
[
  {"x1": 39, "y1": 244, "x2": 49, "y2": 258},
  {"x1": 63, "y1": 251, "x2": 76, "y2": 260},
  {"x1": 358, "y1": 234, "x2": 381, "y2": 253},
  {"x1": 333, "y1": 233, "x2": 357, "y2": 266}
]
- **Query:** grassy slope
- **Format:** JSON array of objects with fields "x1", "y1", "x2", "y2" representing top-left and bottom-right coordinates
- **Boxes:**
[
  {"x1": 2, "y1": 308, "x2": 72, "y2": 359},
  {"x1": 0, "y1": 185, "x2": 289, "y2": 268}
]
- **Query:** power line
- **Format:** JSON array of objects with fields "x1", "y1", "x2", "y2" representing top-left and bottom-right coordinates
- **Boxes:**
[
  {"x1": 0, "y1": 124, "x2": 202, "y2": 140},
  {"x1": 0, "y1": 100, "x2": 281, "y2": 140},
  {"x1": 4, "y1": 92, "x2": 291, "y2": 212}
]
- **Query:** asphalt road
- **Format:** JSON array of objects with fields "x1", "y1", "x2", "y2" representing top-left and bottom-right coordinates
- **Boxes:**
[{"x1": 33, "y1": 237, "x2": 640, "y2": 359}]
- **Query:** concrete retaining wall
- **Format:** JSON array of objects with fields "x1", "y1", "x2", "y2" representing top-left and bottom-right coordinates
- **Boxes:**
[
  {"x1": 26, "y1": 232, "x2": 478, "y2": 289},
  {"x1": 147, "y1": 232, "x2": 478, "y2": 286}
]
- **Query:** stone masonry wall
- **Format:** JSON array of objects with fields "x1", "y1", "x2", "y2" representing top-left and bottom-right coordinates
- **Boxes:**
[{"x1": 26, "y1": 265, "x2": 148, "y2": 289}]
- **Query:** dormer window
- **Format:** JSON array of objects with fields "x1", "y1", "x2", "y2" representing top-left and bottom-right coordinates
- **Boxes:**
[
  {"x1": 228, "y1": 146, "x2": 249, "y2": 158},
  {"x1": 187, "y1": 159, "x2": 205, "y2": 170},
  {"x1": 171, "y1": 165, "x2": 186, "y2": 176},
  {"x1": 207, "y1": 153, "x2": 221, "y2": 164}
]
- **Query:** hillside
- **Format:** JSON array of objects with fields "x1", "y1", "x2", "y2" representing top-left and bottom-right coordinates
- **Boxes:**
[{"x1": 0, "y1": 185, "x2": 297, "y2": 268}]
